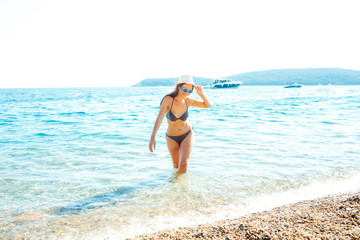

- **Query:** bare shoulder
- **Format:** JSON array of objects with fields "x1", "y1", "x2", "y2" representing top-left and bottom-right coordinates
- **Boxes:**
[{"x1": 161, "y1": 96, "x2": 173, "y2": 108}]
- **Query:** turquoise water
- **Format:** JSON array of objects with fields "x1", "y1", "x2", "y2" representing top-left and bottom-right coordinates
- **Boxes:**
[{"x1": 1, "y1": 86, "x2": 360, "y2": 239}]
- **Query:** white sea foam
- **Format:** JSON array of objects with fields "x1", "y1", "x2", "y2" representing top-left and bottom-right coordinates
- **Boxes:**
[{"x1": 83, "y1": 172, "x2": 360, "y2": 240}]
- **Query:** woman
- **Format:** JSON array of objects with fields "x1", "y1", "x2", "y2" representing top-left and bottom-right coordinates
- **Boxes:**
[{"x1": 149, "y1": 75, "x2": 211, "y2": 178}]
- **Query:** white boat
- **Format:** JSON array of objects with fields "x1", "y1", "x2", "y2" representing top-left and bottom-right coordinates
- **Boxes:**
[
  {"x1": 207, "y1": 78, "x2": 242, "y2": 88},
  {"x1": 284, "y1": 83, "x2": 303, "y2": 88}
]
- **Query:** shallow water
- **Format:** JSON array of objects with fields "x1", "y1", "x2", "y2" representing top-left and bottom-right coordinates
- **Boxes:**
[{"x1": 1, "y1": 86, "x2": 360, "y2": 239}]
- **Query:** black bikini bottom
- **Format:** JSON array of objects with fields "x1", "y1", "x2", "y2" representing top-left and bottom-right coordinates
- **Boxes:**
[{"x1": 166, "y1": 128, "x2": 193, "y2": 144}]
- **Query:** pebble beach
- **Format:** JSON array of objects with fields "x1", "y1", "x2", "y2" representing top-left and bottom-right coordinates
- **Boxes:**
[{"x1": 131, "y1": 191, "x2": 360, "y2": 240}]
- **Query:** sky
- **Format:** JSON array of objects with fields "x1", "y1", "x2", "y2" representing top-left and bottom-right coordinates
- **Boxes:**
[{"x1": 0, "y1": 0, "x2": 359, "y2": 88}]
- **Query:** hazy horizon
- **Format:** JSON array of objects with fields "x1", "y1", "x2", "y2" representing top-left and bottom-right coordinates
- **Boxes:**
[{"x1": 1, "y1": 67, "x2": 360, "y2": 89}]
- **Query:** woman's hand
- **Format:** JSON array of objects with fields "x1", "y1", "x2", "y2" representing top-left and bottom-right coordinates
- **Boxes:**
[
  {"x1": 149, "y1": 137, "x2": 156, "y2": 152},
  {"x1": 190, "y1": 85, "x2": 211, "y2": 108},
  {"x1": 194, "y1": 85, "x2": 204, "y2": 95}
]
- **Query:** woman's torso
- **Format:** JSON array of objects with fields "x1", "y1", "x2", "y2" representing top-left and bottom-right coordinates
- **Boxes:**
[{"x1": 166, "y1": 97, "x2": 192, "y2": 136}]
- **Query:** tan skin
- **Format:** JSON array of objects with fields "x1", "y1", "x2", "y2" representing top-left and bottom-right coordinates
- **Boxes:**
[{"x1": 149, "y1": 83, "x2": 211, "y2": 178}]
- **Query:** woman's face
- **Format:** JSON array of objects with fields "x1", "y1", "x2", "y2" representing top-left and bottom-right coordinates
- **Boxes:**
[{"x1": 179, "y1": 84, "x2": 194, "y2": 96}]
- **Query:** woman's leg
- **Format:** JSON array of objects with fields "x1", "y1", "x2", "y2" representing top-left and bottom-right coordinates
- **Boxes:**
[
  {"x1": 166, "y1": 137, "x2": 180, "y2": 168},
  {"x1": 176, "y1": 130, "x2": 195, "y2": 177}
]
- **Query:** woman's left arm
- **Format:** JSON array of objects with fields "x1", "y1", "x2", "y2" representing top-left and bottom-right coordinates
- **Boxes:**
[{"x1": 188, "y1": 85, "x2": 211, "y2": 108}]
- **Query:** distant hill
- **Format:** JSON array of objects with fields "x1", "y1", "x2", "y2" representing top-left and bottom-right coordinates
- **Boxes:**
[
  {"x1": 132, "y1": 68, "x2": 360, "y2": 87},
  {"x1": 229, "y1": 68, "x2": 360, "y2": 86},
  {"x1": 132, "y1": 76, "x2": 212, "y2": 87}
]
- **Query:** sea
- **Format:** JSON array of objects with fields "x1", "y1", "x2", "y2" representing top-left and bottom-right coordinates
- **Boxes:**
[{"x1": 1, "y1": 85, "x2": 360, "y2": 239}]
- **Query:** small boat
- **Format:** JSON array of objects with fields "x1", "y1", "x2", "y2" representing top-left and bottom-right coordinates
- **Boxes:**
[
  {"x1": 207, "y1": 78, "x2": 242, "y2": 88},
  {"x1": 284, "y1": 83, "x2": 303, "y2": 88}
]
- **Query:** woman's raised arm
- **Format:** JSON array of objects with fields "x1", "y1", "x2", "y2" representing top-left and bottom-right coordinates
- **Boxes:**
[{"x1": 188, "y1": 85, "x2": 211, "y2": 109}]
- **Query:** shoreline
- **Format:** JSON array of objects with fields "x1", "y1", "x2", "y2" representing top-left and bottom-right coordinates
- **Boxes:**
[{"x1": 130, "y1": 191, "x2": 360, "y2": 239}]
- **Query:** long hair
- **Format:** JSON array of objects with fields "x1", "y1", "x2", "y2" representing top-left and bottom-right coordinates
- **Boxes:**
[{"x1": 160, "y1": 83, "x2": 185, "y2": 105}]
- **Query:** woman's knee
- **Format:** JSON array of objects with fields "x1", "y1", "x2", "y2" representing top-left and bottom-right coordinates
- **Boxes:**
[{"x1": 178, "y1": 158, "x2": 189, "y2": 171}]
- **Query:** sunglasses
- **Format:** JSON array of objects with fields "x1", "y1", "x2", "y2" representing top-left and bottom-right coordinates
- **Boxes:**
[{"x1": 181, "y1": 86, "x2": 193, "y2": 94}]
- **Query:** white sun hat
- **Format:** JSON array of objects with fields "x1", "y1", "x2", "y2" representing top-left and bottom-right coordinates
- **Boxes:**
[{"x1": 176, "y1": 75, "x2": 195, "y2": 85}]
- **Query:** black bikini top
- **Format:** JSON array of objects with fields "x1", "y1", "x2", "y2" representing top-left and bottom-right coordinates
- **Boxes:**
[{"x1": 166, "y1": 98, "x2": 188, "y2": 121}]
